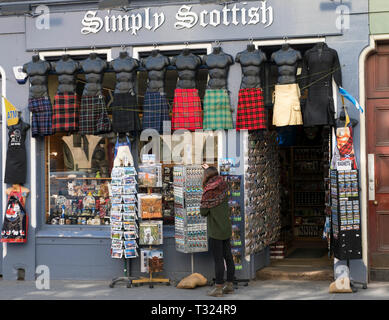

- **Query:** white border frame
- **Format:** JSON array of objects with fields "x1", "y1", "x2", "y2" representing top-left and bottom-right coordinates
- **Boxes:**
[{"x1": 1, "y1": 66, "x2": 7, "y2": 259}]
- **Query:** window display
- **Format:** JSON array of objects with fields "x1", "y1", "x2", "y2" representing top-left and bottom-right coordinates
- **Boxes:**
[{"x1": 46, "y1": 133, "x2": 114, "y2": 225}]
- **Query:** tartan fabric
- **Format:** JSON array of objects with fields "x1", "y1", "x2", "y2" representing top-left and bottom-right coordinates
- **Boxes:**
[
  {"x1": 79, "y1": 95, "x2": 111, "y2": 135},
  {"x1": 172, "y1": 88, "x2": 203, "y2": 131},
  {"x1": 142, "y1": 91, "x2": 170, "y2": 134},
  {"x1": 52, "y1": 93, "x2": 80, "y2": 133},
  {"x1": 111, "y1": 93, "x2": 141, "y2": 134},
  {"x1": 203, "y1": 89, "x2": 233, "y2": 130},
  {"x1": 337, "y1": 125, "x2": 357, "y2": 169},
  {"x1": 236, "y1": 88, "x2": 266, "y2": 131},
  {"x1": 28, "y1": 97, "x2": 53, "y2": 137}
]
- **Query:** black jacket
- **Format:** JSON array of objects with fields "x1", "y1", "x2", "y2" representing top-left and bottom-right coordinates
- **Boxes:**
[{"x1": 301, "y1": 43, "x2": 342, "y2": 127}]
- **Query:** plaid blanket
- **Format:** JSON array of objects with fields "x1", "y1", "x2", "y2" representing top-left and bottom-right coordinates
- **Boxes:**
[
  {"x1": 52, "y1": 93, "x2": 80, "y2": 133},
  {"x1": 236, "y1": 88, "x2": 266, "y2": 131},
  {"x1": 112, "y1": 93, "x2": 141, "y2": 134},
  {"x1": 28, "y1": 97, "x2": 53, "y2": 137},
  {"x1": 142, "y1": 91, "x2": 170, "y2": 134},
  {"x1": 203, "y1": 89, "x2": 233, "y2": 130},
  {"x1": 172, "y1": 88, "x2": 203, "y2": 131},
  {"x1": 79, "y1": 95, "x2": 111, "y2": 135}
]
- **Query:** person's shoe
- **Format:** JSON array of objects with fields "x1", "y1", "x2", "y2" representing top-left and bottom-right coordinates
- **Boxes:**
[
  {"x1": 207, "y1": 285, "x2": 224, "y2": 297},
  {"x1": 222, "y1": 282, "x2": 234, "y2": 294}
]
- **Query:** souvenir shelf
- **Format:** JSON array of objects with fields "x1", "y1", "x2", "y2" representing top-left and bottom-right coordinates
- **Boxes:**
[
  {"x1": 132, "y1": 162, "x2": 169, "y2": 288},
  {"x1": 330, "y1": 169, "x2": 362, "y2": 260},
  {"x1": 47, "y1": 173, "x2": 111, "y2": 226},
  {"x1": 109, "y1": 166, "x2": 139, "y2": 288},
  {"x1": 173, "y1": 165, "x2": 208, "y2": 254}
]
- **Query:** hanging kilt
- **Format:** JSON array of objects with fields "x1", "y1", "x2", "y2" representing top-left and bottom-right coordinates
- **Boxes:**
[
  {"x1": 203, "y1": 89, "x2": 233, "y2": 130},
  {"x1": 142, "y1": 91, "x2": 170, "y2": 134},
  {"x1": 172, "y1": 88, "x2": 203, "y2": 131},
  {"x1": 28, "y1": 97, "x2": 53, "y2": 137},
  {"x1": 79, "y1": 95, "x2": 111, "y2": 135},
  {"x1": 111, "y1": 93, "x2": 141, "y2": 134},
  {"x1": 236, "y1": 88, "x2": 266, "y2": 131},
  {"x1": 52, "y1": 93, "x2": 80, "y2": 133}
]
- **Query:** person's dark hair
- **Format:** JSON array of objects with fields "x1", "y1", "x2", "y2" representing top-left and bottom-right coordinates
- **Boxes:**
[{"x1": 202, "y1": 166, "x2": 219, "y2": 188}]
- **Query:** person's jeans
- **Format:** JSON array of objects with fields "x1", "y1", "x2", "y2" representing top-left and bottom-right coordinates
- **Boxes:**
[{"x1": 209, "y1": 237, "x2": 235, "y2": 285}]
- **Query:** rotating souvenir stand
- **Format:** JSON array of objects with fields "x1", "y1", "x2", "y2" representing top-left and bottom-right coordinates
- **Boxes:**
[
  {"x1": 109, "y1": 166, "x2": 139, "y2": 288},
  {"x1": 330, "y1": 169, "x2": 367, "y2": 291},
  {"x1": 173, "y1": 165, "x2": 207, "y2": 274},
  {"x1": 132, "y1": 163, "x2": 170, "y2": 288}
]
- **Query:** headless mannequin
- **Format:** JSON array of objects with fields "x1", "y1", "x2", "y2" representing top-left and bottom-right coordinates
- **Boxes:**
[
  {"x1": 80, "y1": 52, "x2": 107, "y2": 96},
  {"x1": 336, "y1": 109, "x2": 358, "y2": 128},
  {"x1": 203, "y1": 46, "x2": 233, "y2": 89},
  {"x1": 271, "y1": 43, "x2": 302, "y2": 84},
  {"x1": 142, "y1": 49, "x2": 170, "y2": 93},
  {"x1": 6, "y1": 184, "x2": 30, "y2": 205},
  {"x1": 235, "y1": 44, "x2": 267, "y2": 89},
  {"x1": 22, "y1": 54, "x2": 51, "y2": 99},
  {"x1": 53, "y1": 54, "x2": 80, "y2": 94},
  {"x1": 110, "y1": 51, "x2": 139, "y2": 95},
  {"x1": 171, "y1": 48, "x2": 201, "y2": 89}
]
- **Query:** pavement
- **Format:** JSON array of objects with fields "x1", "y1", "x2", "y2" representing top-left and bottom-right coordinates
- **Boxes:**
[{"x1": 0, "y1": 278, "x2": 388, "y2": 300}]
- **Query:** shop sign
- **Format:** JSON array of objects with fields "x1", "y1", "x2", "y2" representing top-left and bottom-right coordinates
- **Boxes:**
[{"x1": 81, "y1": 1, "x2": 274, "y2": 36}]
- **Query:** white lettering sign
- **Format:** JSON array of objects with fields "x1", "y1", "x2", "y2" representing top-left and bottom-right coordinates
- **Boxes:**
[{"x1": 80, "y1": 1, "x2": 274, "y2": 35}]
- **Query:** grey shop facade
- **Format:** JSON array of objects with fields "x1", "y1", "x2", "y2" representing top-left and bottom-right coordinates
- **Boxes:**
[{"x1": 0, "y1": 0, "x2": 370, "y2": 283}]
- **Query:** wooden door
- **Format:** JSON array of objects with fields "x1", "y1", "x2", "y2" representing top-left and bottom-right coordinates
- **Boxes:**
[{"x1": 366, "y1": 43, "x2": 389, "y2": 273}]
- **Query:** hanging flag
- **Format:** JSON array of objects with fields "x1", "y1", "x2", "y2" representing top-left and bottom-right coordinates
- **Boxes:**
[
  {"x1": 339, "y1": 87, "x2": 364, "y2": 114},
  {"x1": 3, "y1": 96, "x2": 19, "y2": 126}
]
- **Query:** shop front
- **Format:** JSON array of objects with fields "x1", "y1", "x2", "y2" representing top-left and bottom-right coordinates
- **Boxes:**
[{"x1": 0, "y1": 0, "x2": 369, "y2": 284}]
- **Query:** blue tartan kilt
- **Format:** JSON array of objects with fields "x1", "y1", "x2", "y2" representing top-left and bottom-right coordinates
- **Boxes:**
[{"x1": 142, "y1": 91, "x2": 170, "y2": 134}]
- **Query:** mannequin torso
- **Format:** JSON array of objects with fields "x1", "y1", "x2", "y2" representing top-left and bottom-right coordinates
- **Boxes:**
[
  {"x1": 271, "y1": 44, "x2": 302, "y2": 84},
  {"x1": 235, "y1": 45, "x2": 266, "y2": 89},
  {"x1": 203, "y1": 47, "x2": 233, "y2": 89},
  {"x1": 23, "y1": 55, "x2": 51, "y2": 99},
  {"x1": 110, "y1": 51, "x2": 139, "y2": 95},
  {"x1": 142, "y1": 50, "x2": 170, "y2": 93},
  {"x1": 80, "y1": 53, "x2": 107, "y2": 96},
  {"x1": 54, "y1": 55, "x2": 80, "y2": 93},
  {"x1": 171, "y1": 49, "x2": 201, "y2": 89}
]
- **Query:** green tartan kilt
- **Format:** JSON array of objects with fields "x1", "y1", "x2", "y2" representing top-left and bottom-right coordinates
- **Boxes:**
[{"x1": 203, "y1": 89, "x2": 234, "y2": 130}]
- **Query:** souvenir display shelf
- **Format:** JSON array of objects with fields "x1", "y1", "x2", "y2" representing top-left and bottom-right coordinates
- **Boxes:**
[
  {"x1": 173, "y1": 165, "x2": 208, "y2": 254},
  {"x1": 132, "y1": 162, "x2": 170, "y2": 288},
  {"x1": 330, "y1": 169, "x2": 362, "y2": 260},
  {"x1": 109, "y1": 166, "x2": 139, "y2": 288},
  {"x1": 47, "y1": 173, "x2": 111, "y2": 226}
]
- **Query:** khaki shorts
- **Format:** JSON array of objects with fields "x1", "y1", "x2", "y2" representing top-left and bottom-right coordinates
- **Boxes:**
[{"x1": 272, "y1": 83, "x2": 303, "y2": 126}]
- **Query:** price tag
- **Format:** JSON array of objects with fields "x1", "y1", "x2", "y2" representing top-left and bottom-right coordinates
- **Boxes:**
[
  {"x1": 337, "y1": 160, "x2": 352, "y2": 171},
  {"x1": 142, "y1": 154, "x2": 156, "y2": 164}
]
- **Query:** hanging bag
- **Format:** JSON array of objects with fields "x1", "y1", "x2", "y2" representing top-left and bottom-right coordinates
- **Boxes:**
[{"x1": 113, "y1": 135, "x2": 134, "y2": 167}]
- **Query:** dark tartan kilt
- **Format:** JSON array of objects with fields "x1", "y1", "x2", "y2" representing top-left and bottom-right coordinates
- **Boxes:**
[
  {"x1": 28, "y1": 97, "x2": 53, "y2": 137},
  {"x1": 111, "y1": 93, "x2": 141, "y2": 134},
  {"x1": 52, "y1": 93, "x2": 80, "y2": 133},
  {"x1": 142, "y1": 91, "x2": 170, "y2": 134},
  {"x1": 79, "y1": 95, "x2": 111, "y2": 135},
  {"x1": 236, "y1": 88, "x2": 266, "y2": 131},
  {"x1": 172, "y1": 88, "x2": 203, "y2": 131}
]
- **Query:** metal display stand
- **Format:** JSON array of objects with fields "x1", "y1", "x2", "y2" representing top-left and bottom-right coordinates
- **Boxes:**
[
  {"x1": 110, "y1": 258, "x2": 138, "y2": 288},
  {"x1": 133, "y1": 186, "x2": 170, "y2": 288},
  {"x1": 330, "y1": 169, "x2": 367, "y2": 291}
]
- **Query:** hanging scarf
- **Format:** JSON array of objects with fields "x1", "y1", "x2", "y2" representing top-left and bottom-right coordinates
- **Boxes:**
[{"x1": 200, "y1": 175, "x2": 228, "y2": 209}]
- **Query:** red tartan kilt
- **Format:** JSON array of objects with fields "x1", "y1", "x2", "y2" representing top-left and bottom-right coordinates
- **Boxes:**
[
  {"x1": 172, "y1": 88, "x2": 203, "y2": 131},
  {"x1": 236, "y1": 88, "x2": 266, "y2": 130},
  {"x1": 52, "y1": 93, "x2": 80, "y2": 133}
]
